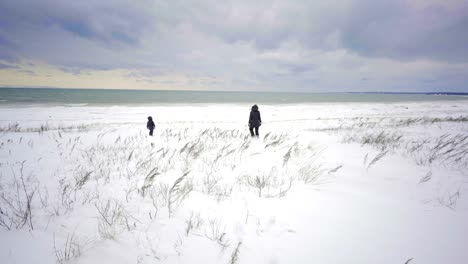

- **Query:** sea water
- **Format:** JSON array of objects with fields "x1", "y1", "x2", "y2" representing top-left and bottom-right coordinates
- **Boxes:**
[{"x1": 0, "y1": 87, "x2": 467, "y2": 106}]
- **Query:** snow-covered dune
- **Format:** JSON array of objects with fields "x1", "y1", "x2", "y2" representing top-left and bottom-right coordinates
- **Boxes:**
[{"x1": 1, "y1": 101, "x2": 467, "y2": 264}]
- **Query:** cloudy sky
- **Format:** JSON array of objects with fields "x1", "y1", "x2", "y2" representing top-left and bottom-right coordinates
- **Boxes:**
[{"x1": 0, "y1": 0, "x2": 467, "y2": 92}]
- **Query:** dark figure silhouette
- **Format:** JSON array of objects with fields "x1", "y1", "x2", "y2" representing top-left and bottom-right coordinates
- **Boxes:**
[
  {"x1": 147, "y1": 116, "x2": 155, "y2": 136},
  {"x1": 248, "y1": 104, "x2": 262, "y2": 137}
]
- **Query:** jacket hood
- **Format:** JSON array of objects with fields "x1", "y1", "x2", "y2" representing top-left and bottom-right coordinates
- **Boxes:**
[
  {"x1": 251, "y1": 105, "x2": 259, "y2": 111},
  {"x1": 148, "y1": 116, "x2": 153, "y2": 121}
]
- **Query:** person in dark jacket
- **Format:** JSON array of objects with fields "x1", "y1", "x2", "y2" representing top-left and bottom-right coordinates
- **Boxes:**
[
  {"x1": 248, "y1": 104, "x2": 262, "y2": 137},
  {"x1": 147, "y1": 116, "x2": 155, "y2": 136}
]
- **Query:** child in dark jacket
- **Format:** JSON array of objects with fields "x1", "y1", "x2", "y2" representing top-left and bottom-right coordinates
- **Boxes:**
[{"x1": 147, "y1": 116, "x2": 155, "y2": 136}]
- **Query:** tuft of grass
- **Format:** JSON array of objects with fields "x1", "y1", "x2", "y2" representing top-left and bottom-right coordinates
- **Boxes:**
[
  {"x1": 54, "y1": 232, "x2": 84, "y2": 264},
  {"x1": 74, "y1": 171, "x2": 92, "y2": 191},
  {"x1": 230, "y1": 241, "x2": 242, "y2": 264},
  {"x1": 437, "y1": 190, "x2": 460, "y2": 210},
  {"x1": 0, "y1": 161, "x2": 37, "y2": 230},
  {"x1": 246, "y1": 175, "x2": 268, "y2": 197},
  {"x1": 168, "y1": 171, "x2": 192, "y2": 217},
  {"x1": 419, "y1": 171, "x2": 432, "y2": 183},
  {"x1": 366, "y1": 150, "x2": 388, "y2": 170},
  {"x1": 205, "y1": 218, "x2": 230, "y2": 250},
  {"x1": 298, "y1": 163, "x2": 325, "y2": 184},
  {"x1": 328, "y1": 164, "x2": 343, "y2": 174},
  {"x1": 0, "y1": 122, "x2": 20, "y2": 132},
  {"x1": 94, "y1": 200, "x2": 130, "y2": 239},
  {"x1": 140, "y1": 167, "x2": 160, "y2": 197},
  {"x1": 185, "y1": 211, "x2": 204, "y2": 236}
]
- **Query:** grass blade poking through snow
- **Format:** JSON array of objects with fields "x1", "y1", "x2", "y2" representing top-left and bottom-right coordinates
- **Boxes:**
[
  {"x1": 140, "y1": 167, "x2": 160, "y2": 197},
  {"x1": 168, "y1": 171, "x2": 192, "y2": 217},
  {"x1": 419, "y1": 171, "x2": 432, "y2": 183},
  {"x1": 230, "y1": 241, "x2": 242, "y2": 264},
  {"x1": 367, "y1": 150, "x2": 388, "y2": 170},
  {"x1": 53, "y1": 232, "x2": 85, "y2": 264}
]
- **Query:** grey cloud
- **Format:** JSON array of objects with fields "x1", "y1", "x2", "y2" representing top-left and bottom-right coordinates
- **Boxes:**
[
  {"x1": 59, "y1": 67, "x2": 82, "y2": 75},
  {"x1": 126, "y1": 68, "x2": 170, "y2": 79},
  {"x1": 0, "y1": 0, "x2": 158, "y2": 69},
  {"x1": 0, "y1": 63, "x2": 19, "y2": 69},
  {"x1": 0, "y1": 0, "x2": 467, "y2": 92},
  {"x1": 281, "y1": 63, "x2": 317, "y2": 74},
  {"x1": 337, "y1": 1, "x2": 468, "y2": 62},
  {"x1": 180, "y1": 0, "x2": 468, "y2": 63},
  {"x1": 2, "y1": 0, "x2": 467, "y2": 66},
  {"x1": 17, "y1": 69, "x2": 37, "y2": 76},
  {"x1": 1, "y1": 0, "x2": 154, "y2": 45}
]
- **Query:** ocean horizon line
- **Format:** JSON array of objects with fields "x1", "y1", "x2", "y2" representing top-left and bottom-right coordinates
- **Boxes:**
[{"x1": 1, "y1": 86, "x2": 467, "y2": 95}]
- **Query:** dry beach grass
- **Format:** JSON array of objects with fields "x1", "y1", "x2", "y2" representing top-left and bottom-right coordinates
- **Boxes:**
[{"x1": 0, "y1": 103, "x2": 468, "y2": 263}]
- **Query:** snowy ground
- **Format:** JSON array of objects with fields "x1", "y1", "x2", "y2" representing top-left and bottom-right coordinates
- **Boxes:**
[{"x1": 0, "y1": 101, "x2": 467, "y2": 264}]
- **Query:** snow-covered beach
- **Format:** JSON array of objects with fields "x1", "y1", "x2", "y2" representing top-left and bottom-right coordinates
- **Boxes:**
[{"x1": 1, "y1": 101, "x2": 468, "y2": 264}]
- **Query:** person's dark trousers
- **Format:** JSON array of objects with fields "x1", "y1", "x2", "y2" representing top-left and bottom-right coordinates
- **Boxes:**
[
  {"x1": 149, "y1": 129, "x2": 154, "y2": 136},
  {"x1": 249, "y1": 126, "x2": 259, "y2": 137}
]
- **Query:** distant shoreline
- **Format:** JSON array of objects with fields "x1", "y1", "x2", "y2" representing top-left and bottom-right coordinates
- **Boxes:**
[{"x1": 348, "y1": 92, "x2": 468, "y2": 96}]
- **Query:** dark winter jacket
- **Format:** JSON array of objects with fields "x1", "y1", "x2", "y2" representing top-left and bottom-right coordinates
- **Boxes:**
[
  {"x1": 147, "y1": 116, "x2": 155, "y2": 130},
  {"x1": 249, "y1": 105, "x2": 262, "y2": 128}
]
